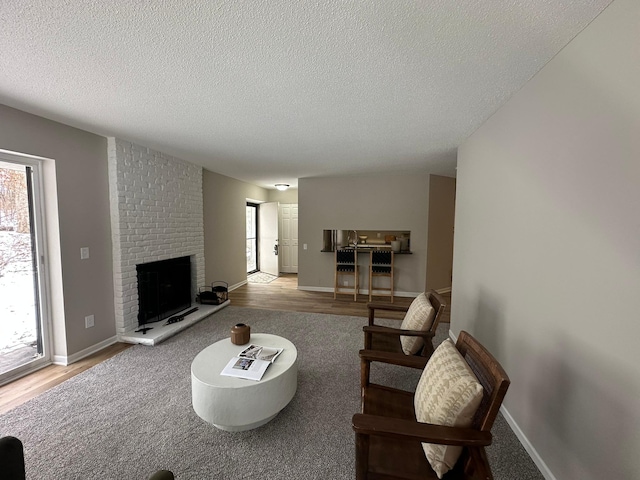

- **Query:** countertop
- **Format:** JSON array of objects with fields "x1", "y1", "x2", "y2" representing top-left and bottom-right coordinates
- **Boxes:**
[{"x1": 322, "y1": 246, "x2": 412, "y2": 254}]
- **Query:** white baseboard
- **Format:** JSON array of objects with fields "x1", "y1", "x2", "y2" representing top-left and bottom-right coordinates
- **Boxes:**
[
  {"x1": 297, "y1": 285, "x2": 334, "y2": 293},
  {"x1": 500, "y1": 406, "x2": 557, "y2": 480},
  {"x1": 447, "y1": 328, "x2": 554, "y2": 480},
  {"x1": 229, "y1": 280, "x2": 247, "y2": 291},
  {"x1": 297, "y1": 285, "x2": 421, "y2": 297},
  {"x1": 448, "y1": 328, "x2": 457, "y2": 342},
  {"x1": 52, "y1": 335, "x2": 118, "y2": 366}
]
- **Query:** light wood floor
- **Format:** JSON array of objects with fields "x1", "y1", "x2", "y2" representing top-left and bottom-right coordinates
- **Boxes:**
[
  {"x1": 0, "y1": 342, "x2": 132, "y2": 415},
  {"x1": 0, "y1": 274, "x2": 450, "y2": 414},
  {"x1": 231, "y1": 273, "x2": 417, "y2": 318}
]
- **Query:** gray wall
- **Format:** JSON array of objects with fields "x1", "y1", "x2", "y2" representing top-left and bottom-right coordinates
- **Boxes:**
[
  {"x1": 453, "y1": 0, "x2": 639, "y2": 478},
  {"x1": 0, "y1": 104, "x2": 115, "y2": 359},
  {"x1": 426, "y1": 175, "x2": 456, "y2": 291},
  {"x1": 267, "y1": 188, "x2": 298, "y2": 204},
  {"x1": 0, "y1": 107, "x2": 292, "y2": 359},
  {"x1": 202, "y1": 169, "x2": 268, "y2": 289},
  {"x1": 201, "y1": 173, "x2": 297, "y2": 289},
  {"x1": 298, "y1": 174, "x2": 430, "y2": 294}
]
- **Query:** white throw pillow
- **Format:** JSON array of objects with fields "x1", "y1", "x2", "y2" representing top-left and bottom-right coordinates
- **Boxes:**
[
  {"x1": 414, "y1": 339, "x2": 484, "y2": 478},
  {"x1": 399, "y1": 293, "x2": 435, "y2": 354}
]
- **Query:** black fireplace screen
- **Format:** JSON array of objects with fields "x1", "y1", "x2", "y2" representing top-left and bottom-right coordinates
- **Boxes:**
[{"x1": 137, "y1": 256, "x2": 191, "y2": 325}]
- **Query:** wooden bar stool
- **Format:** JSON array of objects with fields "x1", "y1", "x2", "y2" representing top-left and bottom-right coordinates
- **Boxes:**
[
  {"x1": 334, "y1": 249, "x2": 359, "y2": 301},
  {"x1": 368, "y1": 250, "x2": 394, "y2": 302}
]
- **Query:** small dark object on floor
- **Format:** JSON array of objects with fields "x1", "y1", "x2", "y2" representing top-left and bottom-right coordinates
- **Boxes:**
[
  {"x1": 1, "y1": 435, "x2": 174, "y2": 480},
  {"x1": 165, "y1": 307, "x2": 198, "y2": 325},
  {"x1": 0, "y1": 436, "x2": 25, "y2": 480},
  {"x1": 148, "y1": 470, "x2": 174, "y2": 480}
]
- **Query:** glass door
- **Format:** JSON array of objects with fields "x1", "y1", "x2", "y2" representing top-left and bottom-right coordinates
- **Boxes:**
[
  {"x1": 246, "y1": 203, "x2": 258, "y2": 274},
  {"x1": 0, "y1": 152, "x2": 50, "y2": 384}
]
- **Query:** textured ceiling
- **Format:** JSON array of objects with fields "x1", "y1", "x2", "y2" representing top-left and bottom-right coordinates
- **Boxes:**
[{"x1": 0, "y1": 1, "x2": 611, "y2": 189}]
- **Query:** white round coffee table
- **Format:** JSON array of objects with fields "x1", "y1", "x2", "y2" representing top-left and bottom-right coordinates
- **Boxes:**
[{"x1": 191, "y1": 333, "x2": 298, "y2": 431}]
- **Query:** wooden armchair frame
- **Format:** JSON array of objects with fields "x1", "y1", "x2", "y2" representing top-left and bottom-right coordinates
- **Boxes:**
[
  {"x1": 364, "y1": 290, "x2": 447, "y2": 358},
  {"x1": 353, "y1": 331, "x2": 510, "y2": 480}
]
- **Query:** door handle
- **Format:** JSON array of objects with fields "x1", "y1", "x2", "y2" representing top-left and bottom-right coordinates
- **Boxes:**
[{"x1": 274, "y1": 244, "x2": 279, "y2": 255}]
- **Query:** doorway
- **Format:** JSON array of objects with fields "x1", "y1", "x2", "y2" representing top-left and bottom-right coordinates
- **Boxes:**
[
  {"x1": 246, "y1": 201, "x2": 280, "y2": 283},
  {"x1": 278, "y1": 203, "x2": 298, "y2": 274},
  {"x1": 258, "y1": 202, "x2": 279, "y2": 277},
  {"x1": 246, "y1": 203, "x2": 258, "y2": 274},
  {"x1": 0, "y1": 152, "x2": 50, "y2": 384}
]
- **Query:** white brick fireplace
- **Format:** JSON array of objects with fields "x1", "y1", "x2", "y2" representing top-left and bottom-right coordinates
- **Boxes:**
[{"x1": 107, "y1": 138, "x2": 205, "y2": 338}]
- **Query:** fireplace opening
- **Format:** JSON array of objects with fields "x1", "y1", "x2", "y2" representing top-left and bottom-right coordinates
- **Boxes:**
[{"x1": 136, "y1": 256, "x2": 192, "y2": 328}]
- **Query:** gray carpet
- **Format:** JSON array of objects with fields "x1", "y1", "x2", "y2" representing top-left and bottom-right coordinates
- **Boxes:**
[{"x1": 0, "y1": 307, "x2": 543, "y2": 479}]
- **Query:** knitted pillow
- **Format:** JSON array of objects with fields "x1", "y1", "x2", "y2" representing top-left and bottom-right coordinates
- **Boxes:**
[
  {"x1": 414, "y1": 339, "x2": 484, "y2": 478},
  {"x1": 399, "y1": 293, "x2": 435, "y2": 354}
]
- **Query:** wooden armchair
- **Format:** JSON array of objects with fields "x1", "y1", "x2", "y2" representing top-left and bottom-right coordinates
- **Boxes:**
[
  {"x1": 364, "y1": 290, "x2": 446, "y2": 358},
  {"x1": 353, "y1": 331, "x2": 510, "y2": 480}
]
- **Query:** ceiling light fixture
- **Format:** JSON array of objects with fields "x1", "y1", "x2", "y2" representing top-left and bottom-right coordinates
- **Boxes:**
[{"x1": 275, "y1": 184, "x2": 289, "y2": 191}]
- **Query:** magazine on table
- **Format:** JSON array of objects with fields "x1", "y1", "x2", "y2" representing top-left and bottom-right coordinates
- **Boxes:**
[
  {"x1": 238, "y1": 344, "x2": 283, "y2": 363},
  {"x1": 220, "y1": 344, "x2": 284, "y2": 381},
  {"x1": 220, "y1": 356, "x2": 271, "y2": 381}
]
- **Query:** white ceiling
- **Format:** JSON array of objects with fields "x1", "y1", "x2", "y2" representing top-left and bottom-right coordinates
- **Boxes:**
[{"x1": 0, "y1": 1, "x2": 611, "y2": 189}]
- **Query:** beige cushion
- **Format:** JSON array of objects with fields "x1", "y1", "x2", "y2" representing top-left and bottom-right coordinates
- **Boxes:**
[
  {"x1": 414, "y1": 339, "x2": 484, "y2": 479},
  {"x1": 399, "y1": 293, "x2": 436, "y2": 354}
]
